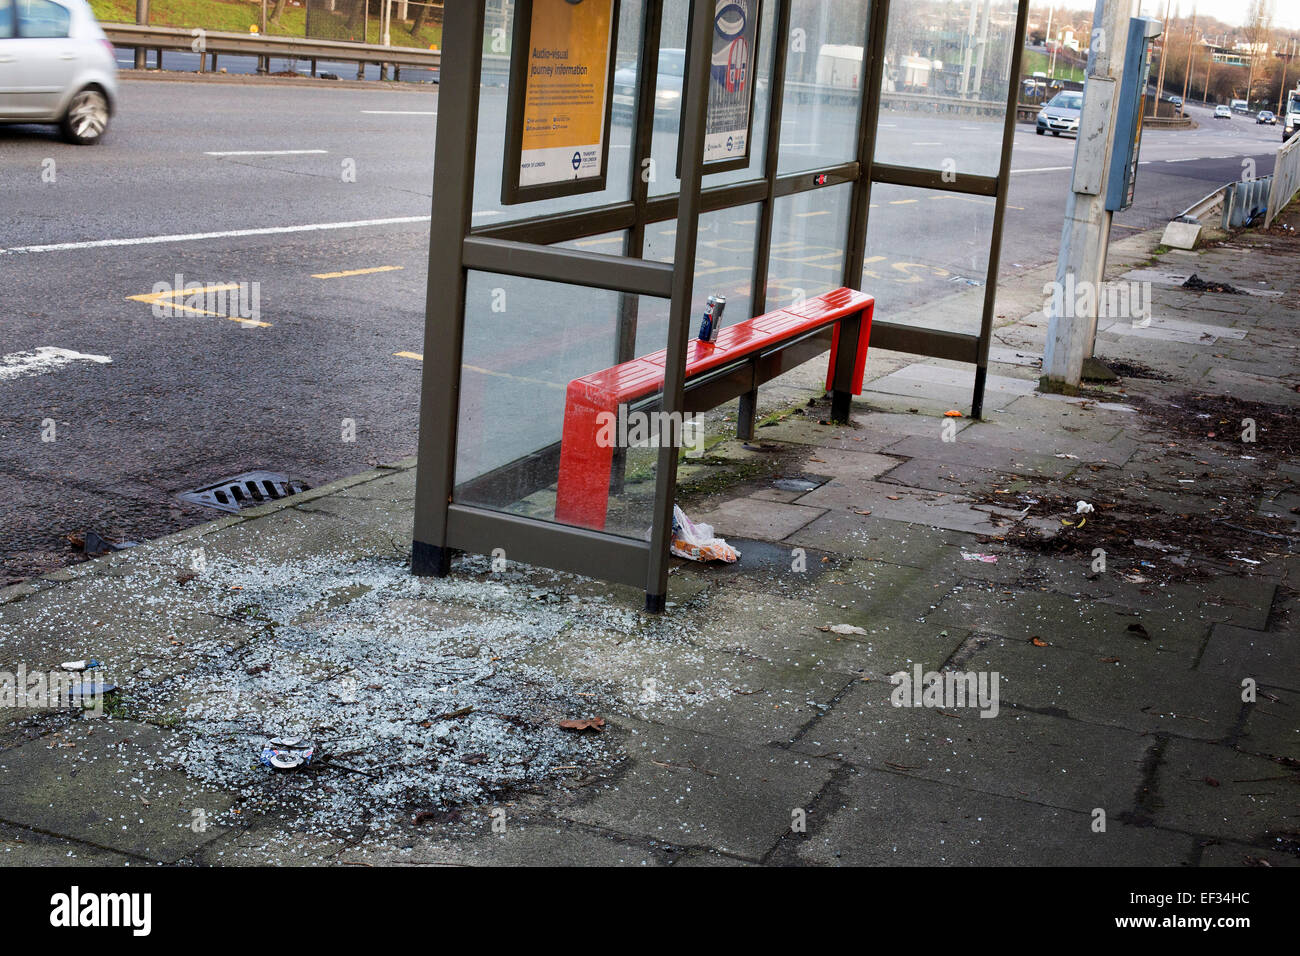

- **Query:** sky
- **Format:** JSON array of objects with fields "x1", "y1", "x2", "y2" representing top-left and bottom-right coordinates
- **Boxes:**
[{"x1": 1133, "y1": 1, "x2": 1300, "y2": 33}]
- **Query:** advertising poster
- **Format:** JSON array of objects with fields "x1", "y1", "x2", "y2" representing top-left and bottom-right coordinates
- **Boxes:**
[
  {"x1": 504, "y1": 0, "x2": 618, "y2": 202},
  {"x1": 703, "y1": 0, "x2": 760, "y2": 166}
]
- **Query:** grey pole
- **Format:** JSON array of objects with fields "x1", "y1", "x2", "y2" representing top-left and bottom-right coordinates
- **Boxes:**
[{"x1": 1042, "y1": 0, "x2": 1137, "y2": 390}]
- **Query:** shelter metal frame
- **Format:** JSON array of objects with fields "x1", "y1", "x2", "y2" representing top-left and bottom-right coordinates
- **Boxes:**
[{"x1": 412, "y1": 0, "x2": 1030, "y2": 609}]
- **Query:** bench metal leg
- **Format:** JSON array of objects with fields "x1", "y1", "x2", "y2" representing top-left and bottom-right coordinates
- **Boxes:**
[
  {"x1": 829, "y1": 310, "x2": 863, "y2": 424},
  {"x1": 737, "y1": 388, "x2": 758, "y2": 440}
]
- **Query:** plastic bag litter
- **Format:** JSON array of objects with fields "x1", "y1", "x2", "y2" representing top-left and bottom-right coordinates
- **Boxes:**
[{"x1": 669, "y1": 505, "x2": 739, "y2": 563}]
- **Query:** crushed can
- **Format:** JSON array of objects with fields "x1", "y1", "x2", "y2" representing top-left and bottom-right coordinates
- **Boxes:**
[{"x1": 697, "y1": 295, "x2": 726, "y2": 343}]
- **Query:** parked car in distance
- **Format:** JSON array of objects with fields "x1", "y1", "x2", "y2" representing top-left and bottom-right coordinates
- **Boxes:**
[
  {"x1": 1256, "y1": 110, "x2": 1276, "y2": 125},
  {"x1": 1214, "y1": 105, "x2": 1232, "y2": 120},
  {"x1": 0, "y1": 0, "x2": 117, "y2": 144},
  {"x1": 1036, "y1": 89, "x2": 1082, "y2": 136},
  {"x1": 1168, "y1": 95, "x2": 1182, "y2": 108}
]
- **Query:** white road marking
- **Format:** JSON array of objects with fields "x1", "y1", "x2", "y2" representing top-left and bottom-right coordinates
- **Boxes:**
[
  {"x1": 0, "y1": 347, "x2": 112, "y2": 381},
  {"x1": 361, "y1": 110, "x2": 437, "y2": 115},
  {"x1": 1, "y1": 216, "x2": 431, "y2": 255},
  {"x1": 203, "y1": 149, "x2": 329, "y2": 156}
]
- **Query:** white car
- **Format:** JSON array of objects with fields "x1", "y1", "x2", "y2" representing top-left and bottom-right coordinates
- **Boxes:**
[
  {"x1": 0, "y1": 0, "x2": 117, "y2": 144},
  {"x1": 1213, "y1": 105, "x2": 1232, "y2": 120}
]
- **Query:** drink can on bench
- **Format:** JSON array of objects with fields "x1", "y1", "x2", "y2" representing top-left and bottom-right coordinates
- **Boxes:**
[{"x1": 698, "y1": 295, "x2": 726, "y2": 343}]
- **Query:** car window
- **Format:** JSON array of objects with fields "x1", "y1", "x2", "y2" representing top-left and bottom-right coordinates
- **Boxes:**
[
  {"x1": 1049, "y1": 93, "x2": 1081, "y2": 110},
  {"x1": 16, "y1": 0, "x2": 70, "y2": 38},
  {"x1": 0, "y1": 0, "x2": 13, "y2": 39}
]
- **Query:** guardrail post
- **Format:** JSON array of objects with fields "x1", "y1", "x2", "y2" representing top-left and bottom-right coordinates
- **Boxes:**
[
  {"x1": 134, "y1": 0, "x2": 148, "y2": 68},
  {"x1": 357, "y1": 60, "x2": 365, "y2": 80}
]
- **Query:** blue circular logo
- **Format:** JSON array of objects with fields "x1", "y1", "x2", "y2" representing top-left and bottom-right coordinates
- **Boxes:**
[
  {"x1": 715, "y1": 2, "x2": 746, "y2": 39},
  {"x1": 726, "y1": 136, "x2": 734, "y2": 151},
  {"x1": 571, "y1": 151, "x2": 582, "y2": 171}
]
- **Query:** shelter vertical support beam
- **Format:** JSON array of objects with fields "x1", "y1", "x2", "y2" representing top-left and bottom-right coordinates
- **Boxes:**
[
  {"x1": 972, "y1": 0, "x2": 1031, "y2": 420},
  {"x1": 612, "y1": 0, "x2": 664, "y2": 498},
  {"x1": 645, "y1": 0, "x2": 714, "y2": 614},
  {"x1": 845, "y1": 0, "x2": 888, "y2": 294},
  {"x1": 412, "y1": 0, "x2": 485, "y2": 576},
  {"x1": 736, "y1": 0, "x2": 791, "y2": 447}
]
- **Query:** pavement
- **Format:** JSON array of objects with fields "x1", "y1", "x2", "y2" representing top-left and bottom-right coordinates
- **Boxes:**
[{"x1": 1, "y1": 203, "x2": 1297, "y2": 867}]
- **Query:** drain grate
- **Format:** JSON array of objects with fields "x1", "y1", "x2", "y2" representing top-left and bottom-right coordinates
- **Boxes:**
[{"x1": 177, "y1": 471, "x2": 310, "y2": 514}]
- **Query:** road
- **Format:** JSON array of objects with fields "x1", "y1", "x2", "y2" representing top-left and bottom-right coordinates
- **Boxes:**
[{"x1": 0, "y1": 79, "x2": 1284, "y2": 579}]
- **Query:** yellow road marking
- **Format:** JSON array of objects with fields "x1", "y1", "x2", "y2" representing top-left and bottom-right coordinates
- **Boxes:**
[
  {"x1": 394, "y1": 351, "x2": 424, "y2": 361},
  {"x1": 312, "y1": 265, "x2": 404, "y2": 279},
  {"x1": 796, "y1": 210, "x2": 831, "y2": 218},
  {"x1": 889, "y1": 199, "x2": 918, "y2": 205},
  {"x1": 126, "y1": 284, "x2": 271, "y2": 326},
  {"x1": 575, "y1": 237, "x2": 622, "y2": 248}
]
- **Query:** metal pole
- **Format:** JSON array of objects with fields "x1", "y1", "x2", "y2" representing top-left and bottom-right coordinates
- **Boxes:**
[
  {"x1": 259, "y1": 0, "x2": 268, "y2": 73},
  {"x1": 412, "y1": 0, "x2": 486, "y2": 576},
  {"x1": 1180, "y1": 5, "x2": 1196, "y2": 110},
  {"x1": 645, "y1": 0, "x2": 714, "y2": 613},
  {"x1": 972, "y1": 0, "x2": 1030, "y2": 419},
  {"x1": 1154, "y1": 0, "x2": 1170, "y2": 107},
  {"x1": 134, "y1": 0, "x2": 148, "y2": 69}
]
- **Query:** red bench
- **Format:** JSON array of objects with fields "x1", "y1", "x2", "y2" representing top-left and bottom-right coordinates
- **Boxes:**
[{"x1": 555, "y1": 287, "x2": 874, "y2": 530}]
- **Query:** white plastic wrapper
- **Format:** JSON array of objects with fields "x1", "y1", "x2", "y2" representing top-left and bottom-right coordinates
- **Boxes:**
[{"x1": 669, "y1": 505, "x2": 740, "y2": 563}]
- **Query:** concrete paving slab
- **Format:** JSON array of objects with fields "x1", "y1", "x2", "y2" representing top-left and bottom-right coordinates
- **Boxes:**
[
  {"x1": 337, "y1": 819, "x2": 668, "y2": 867},
  {"x1": 517, "y1": 626, "x2": 856, "y2": 748},
  {"x1": 792, "y1": 677, "x2": 1150, "y2": 815},
  {"x1": 1234, "y1": 685, "x2": 1299, "y2": 761},
  {"x1": 1197, "y1": 622, "x2": 1300, "y2": 693},
  {"x1": 782, "y1": 766, "x2": 1192, "y2": 866},
  {"x1": 692, "y1": 498, "x2": 826, "y2": 543},
  {"x1": 1149, "y1": 737, "x2": 1298, "y2": 845},
  {"x1": 0, "y1": 720, "x2": 235, "y2": 863},
  {"x1": 953, "y1": 639, "x2": 1243, "y2": 741},
  {"x1": 559, "y1": 719, "x2": 839, "y2": 860}
]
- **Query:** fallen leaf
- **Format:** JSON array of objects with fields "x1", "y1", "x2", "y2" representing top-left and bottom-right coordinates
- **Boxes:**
[
  {"x1": 1030, "y1": 637, "x2": 1048, "y2": 647},
  {"x1": 559, "y1": 717, "x2": 606, "y2": 733},
  {"x1": 1204, "y1": 776, "x2": 1220, "y2": 787},
  {"x1": 1126, "y1": 622, "x2": 1151, "y2": 639},
  {"x1": 944, "y1": 410, "x2": 963, "y2": 418},
  {"x1": 821, "y1": 624, "x2": 869, "y2": 636}
]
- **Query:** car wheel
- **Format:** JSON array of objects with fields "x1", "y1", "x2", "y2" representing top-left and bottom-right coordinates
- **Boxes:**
[
  {"x1": 60, "y1": 88, "x2": 110, "y2": 145},
  {"x1": 1052, "y1": 130, "x2": 1060, "y2": 136},
  {"x1": 1036, "y1": 128, "x2": 1045, "y2": 135}
]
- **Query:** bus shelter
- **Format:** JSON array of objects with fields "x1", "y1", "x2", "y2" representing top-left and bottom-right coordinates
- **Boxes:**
[{"x1": 412, "y1": 0, "x2": 1029, "y2": 610}]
